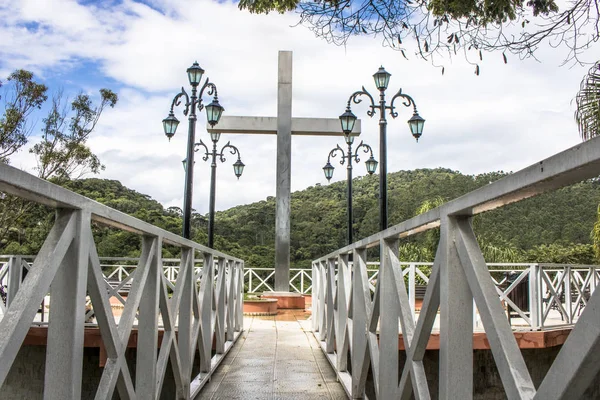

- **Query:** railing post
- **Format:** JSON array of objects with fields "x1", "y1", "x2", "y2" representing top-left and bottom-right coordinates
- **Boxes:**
[
  {"x1": 439, "y1": 216, "x2": 473, "y2": 400},
  {"x1": 199, "y1": 253, "x2": 214, "y2": 373},
  {"x1": 44, "y1": 210, "x2": 90, "y2": 400},
  {"x1": 238, "y1": 261, "x2": 244, "y2": 332},
  {"x1": 215, "y1": 258, "x2": 227, "y2": 354},
  {"x1": 312, "y1": 263, "x2": 319, "y2": 332},
  {"x1": 409, "y1": 262, "x2": 416, "y2": 316},
  {"x1": 473, "y1": 299, "x2": 479, "y2": 329},
  {"x1": 136, "y1": 235, "x2": 161, "y2": 399},
  {"x1": 380, "y1": 239, "x2": 399, "y2": 399},
  {"x1": 351, "y1": 247, "x2": 370, "y2": 398},
  {"x1": 529, "y1": 263, "x2": 541, "y2": 330},
  {"x1": 540, "y1": 266, "x2": 548, "y2": 329},
  {"x1": 248, "y1": 268, "x2": 253, "y2": 293},
  {"x1": 336, "y1": 253, "x2": 351, "y2": 372},
  {"x1": 564, "y1": 265, "x2": 573, "y2": 324},
  {"x1": 6, "y1": 255, "x2": 23, "y2": 307},
  {"x1": 177, "y1": 248, "x2": 194, "y2": 398},
  {"x1": 224, "y1": 260, "x2": 235, "y2": 341},
  {"x1": 325, "y1": 258, "x2": 336, "y2": 348},
  {"x1": 318, "y1": 260, "x2": 327, "y2": 338}
]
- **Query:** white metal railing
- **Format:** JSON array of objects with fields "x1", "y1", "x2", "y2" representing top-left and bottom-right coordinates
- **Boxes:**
[
  {"x1": 312, "y1": 137, "x2": 600, "y2": 399},
  {"x1": 314, "y1": 261, "x2": 599, "y2": 331},
  {"x1": 4, "y1": 248, "x2": 591, "y2": 359},
  {"x1": 243, "y1": 267, "x2": 314, "y2": 294},
  {"x1": 489, "y1": 263, "x2": 599, "y2": 330},
  {"x1": 0, "y1": 256, "x2": 211, "y2": 324},
  {"x1": 0, "y1": 163, "x2": 244, "y2": 399},
  {"x1": 0, "y1": 259, "x2": 316, "y2": 306}
]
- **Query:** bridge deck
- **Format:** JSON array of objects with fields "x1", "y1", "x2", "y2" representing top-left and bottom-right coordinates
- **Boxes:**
[{"x1": 198, "y1": 310, "x2": 347, "y2": 400}]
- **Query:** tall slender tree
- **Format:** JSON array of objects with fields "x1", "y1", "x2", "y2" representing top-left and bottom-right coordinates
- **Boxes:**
[
  {"x1": 574, "y1": 61, "x2": 600, "y2": 260},
  {"x1": 0, "y1": 69, "x2": 118, "y2": 251},
  {"x1": 575, "y1": 62, "x2": 600, "y2": 141},
  {"x1": 0, "y1": 70, "x2": 48, "y2": 162}
]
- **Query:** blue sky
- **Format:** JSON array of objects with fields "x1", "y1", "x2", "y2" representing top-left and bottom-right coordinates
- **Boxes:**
[{"x1": 0, "y1": 0, "x2": 597, "y2": 214}]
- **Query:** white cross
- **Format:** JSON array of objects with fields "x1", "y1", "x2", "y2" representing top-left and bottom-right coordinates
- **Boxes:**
[{"x1": 207, "y1": 51, "x2": 360, "y2": 292}]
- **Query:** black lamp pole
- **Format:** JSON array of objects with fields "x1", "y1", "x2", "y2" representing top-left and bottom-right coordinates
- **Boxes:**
[
  {"x1": 194, "y1": 136, "x2": 244, "y2": 248},
  {"x1": 342, "y1": 67, "x2": 425, "y2": 231},
  {"x1": 162, "y1": 61, "x2": 224, "y2": 240},
  {"x1": 323, "y1": 138, "x2": 377, "y2": 245}
]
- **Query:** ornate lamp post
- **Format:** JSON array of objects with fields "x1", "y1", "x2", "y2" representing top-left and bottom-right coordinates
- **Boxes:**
[
  {"x1": 193, "y1": 132, "x2": 244, "y2": 248},
  {"x1": 162, "y1": 61, "x2": 224, "y2": 239},
  {"x1": 323, "y1": 133, "x2": 378, "y2": 245},
  {"x1": 343, "y1": 66, "x2": 425, "y2": 231}
]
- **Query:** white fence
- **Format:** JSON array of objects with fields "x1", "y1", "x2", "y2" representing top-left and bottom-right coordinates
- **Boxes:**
[
  {"x1": 0, "y1": 258, "x2": 315, "y2": 322},
  {"x1": 244, "y1": 267, "x2": 313, "y2": 294},
  {"x1": 0, "y1": 163, "x2": 244, "y2": 400},
  {"x1": 4, "y1": 257, "x2": 597, "y2": 332},
  {"x1": 489, "y1": 263, "x2": 599, "y2": 330},
  {"x1": 312, "y1": 137, "x2": 600, "y2": 399},
  {"x1": 312, "y1": 261, "x2": 599, "y2": 332}
]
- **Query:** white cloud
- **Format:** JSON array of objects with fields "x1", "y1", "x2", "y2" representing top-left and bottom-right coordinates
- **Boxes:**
[{"x1": 0, "y1": 0, "x2": 595, "y2": 215}]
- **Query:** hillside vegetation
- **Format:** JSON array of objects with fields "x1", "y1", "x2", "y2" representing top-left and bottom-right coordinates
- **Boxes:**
[{"x1": 1, "y1": 168, "x2": 599, "y2": 268}]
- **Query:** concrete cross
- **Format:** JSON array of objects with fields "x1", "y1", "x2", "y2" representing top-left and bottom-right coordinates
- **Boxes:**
[{"x1": 207, "y1": 51, "x2": 361, "y2": 292}]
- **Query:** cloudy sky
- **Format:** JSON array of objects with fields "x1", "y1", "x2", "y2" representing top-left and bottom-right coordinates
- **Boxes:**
[{"x1": 0, "y1": 0, "x2": 597, "y2": 214}]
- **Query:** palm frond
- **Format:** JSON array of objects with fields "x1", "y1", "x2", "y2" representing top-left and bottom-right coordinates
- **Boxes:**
[{"x1": 575, "y1": 61, "x2": 600, "y2": 141}]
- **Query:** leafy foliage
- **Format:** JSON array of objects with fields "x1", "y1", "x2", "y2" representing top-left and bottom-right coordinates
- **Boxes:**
[
  {"x1": 479, "y1": 241, "x2": 523, "y2": 263},
  {"x1": 591, "y1": 204, "x2": 600, "y2": 260},
  {"x1": 0, "y1": 70, "x2": 48, "y2": 162},
  {"x1": 240, "y1": 0, "x2": 598, "y2": 67},
  {"x1": 575, "y1": 62, "x2": 600, "y2": 259},
  {"x1": 524, "y1": 243, "x2": 596, "y2": 264},
  {"x1": 0, "y1": 179, "x2": 180, "y2": 257},
  {"x1": 0, "y1": 69, "x2": 118, "y2": 249},
  {"x1": 31, "y1": 88, "x2": 118, "y2": 181},
  {"x1": 2, "y1": 169, "x2": 598, "y2": 268},
  {"x1": 575, "y1": 62, "x2": 600, "y2": 141},
  {"x1": 216, "y1": 168, "x2": 600, "y2": 268}
]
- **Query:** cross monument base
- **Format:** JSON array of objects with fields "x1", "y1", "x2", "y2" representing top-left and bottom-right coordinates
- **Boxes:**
[{"x1": 261, "y1": 291, "x2": 306, "y2": 310}]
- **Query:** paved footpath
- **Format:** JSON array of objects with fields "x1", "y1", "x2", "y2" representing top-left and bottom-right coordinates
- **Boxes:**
[{"x1": 197, "y1": 310, "x2": 347, "y2": 400}]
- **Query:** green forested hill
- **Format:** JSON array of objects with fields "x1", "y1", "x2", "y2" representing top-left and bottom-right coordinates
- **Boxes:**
[
  {"x1": 1, "y1": 179, "x2": 182, "y2": 257},
  {"x1": 216, "y1": 168, "x2": 600, "y2": 267},
  {"x1": 2, "y1": 169, "x2": 599, "y2": 267}
]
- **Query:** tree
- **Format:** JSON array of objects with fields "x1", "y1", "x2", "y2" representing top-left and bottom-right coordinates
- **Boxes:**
[
  {"x1": 574, "y1": 62, "x2": 600, "y2": 259},
  {"x1": 31, "y1": 88, "x2": 118, "y2": 181},
  {"x1": 2, "y1": 169, "x2": 598, "y2": 265},
  {"x1": 239, "y1": 0, "x2": 599, "y2": 67},
  {"x1": 575, "y1": 61, "x2": 600, "y2": 140},
  {"x1": 0, "y1": 70, "x2": 48, "y2": 162},
  {"x1": 524, "y1": 242, "x2": 595, "y2": 264},
  {"x1": 414, "y1": 196, "x2": 444, "y2": 255},
  {"x1": 591, "y1": 204, "x2": 600, "y2": 261},
  {"x1": 0, "y1": 69, "x2": 118, "y2": 251}
]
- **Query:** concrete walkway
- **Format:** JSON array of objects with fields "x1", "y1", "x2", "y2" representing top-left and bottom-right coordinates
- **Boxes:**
[{"x1": 198, "y1": 310, "x2": 347, "y2": 400}]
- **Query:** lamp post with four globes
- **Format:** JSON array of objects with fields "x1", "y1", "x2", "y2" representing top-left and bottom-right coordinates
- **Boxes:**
[
  {"x1": 341, "y1": 67, "x2": 425, "y2": 232},
  {"x1": 193, "y1": 133, "x2": 244, "y2": 248},
  {"x1": 323, "y1": 133, "x2": 378, "y2": 245},
  {"x1": 162, "y1": 61, "x2": 244, "y2": 245}
]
